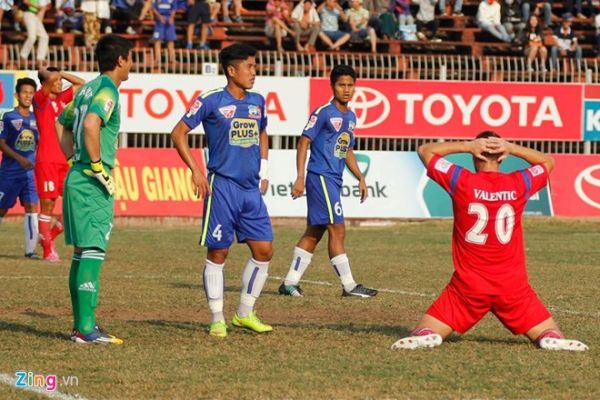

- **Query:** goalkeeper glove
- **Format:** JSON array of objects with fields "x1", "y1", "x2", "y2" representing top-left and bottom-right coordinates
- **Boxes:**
[
  {"x1": 66, "y1": 156, "x2": 74, "y2": 168},
  {"x1": 84, "y1": 160, "x2": 115, "y2": 196}
]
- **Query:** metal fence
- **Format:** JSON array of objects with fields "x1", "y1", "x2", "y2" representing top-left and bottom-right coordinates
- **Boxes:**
[{"x1": 4, "y1": 44, "x2": 600, "y2": 83}]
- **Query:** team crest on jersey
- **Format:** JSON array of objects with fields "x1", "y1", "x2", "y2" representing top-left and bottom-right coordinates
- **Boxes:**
[
  {"x1": 434, "y1": 158, "x2": 452, "y2": 173},
  {"x1": 304, "y1": 115, "x2": 318, "y2": 131},
  {"x1": 334, "y1": 132, "x2": 350, "y2": 159},
  {"x1": 248, "y1": 105, "x2": 262, "y2": 119},
  {"x1": 348, "y1": 121, "x2": 355, "y2": 133},
  {"x1": 104, "y1": 99, "x2": 114, "y2": 113},
  {"x1": 15, "y1": 129, "x2": 35, "y2": 151},
  {"x1": 30, "y1": 120, "x2": 37, "y2": 128},
  {"x1": 330, "y1": 118, "x2": 343, "y2": 132},
  {"x1": 219, "y1": 105, "x2": 237, "y2": 119},
  {"x1": 229, "y1": 118, "x2": 259, "y2": 148},
  {"x1": 186, "y1": 99, "x2": 203, "y2": 118},
  {"x1": 528, "y1": 165, "x2": 544, "y2": 177},
  {"x1": 11, "y1": 119, "x2": 23, "y2": 130}
]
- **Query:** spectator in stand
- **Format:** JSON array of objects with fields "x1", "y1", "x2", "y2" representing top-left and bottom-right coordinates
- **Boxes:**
[
  {"x1": 524, "y1": 14, "x2": 547, "y2": 70},
  {"x1": 502, "y1": 0, "x2": 524, "y2": 43},
  {"x1": 595, "y1": 13, "x2": 600, "y2": 56},
  {"x1": 565, "y1": 0, "x2": 593, "y2": 20},
  {"x1": 19, "y1": 0, "x2": 49, "y2": 65},
  {"x1": 82, "y1": 0, "x2": 112, "y2": 46},
  {"x1": 55, "y1": 0, "x2": 83, "y2": 34},
  {"x1": 550, "y1": 13, "x2": 582, "y2": 68},
  {"x1": 318, "y1": 0, "x2": 351, "y2": 50},
  {"x1": 291, "y1": 0, "x2": 320, "y2": 52},
  {"x1": 477, "y1": 0, "x2": 512, "y2": 42},
  {"x1": 112, "y1": 0, "x2": 142, "y2": 34},
  {"x1": 347, "y1": 0, "x2": 377, "y2": 53},
  {"x1": 222, "y1": 0, "x2": 242, "y2": 22},
  {"x1": 153, "y1": 0, "x2": 177, "y2": 62},
  {"x1": 265, "y1": 0, "x2": 294, "y2": 53},
  {"x1": 186, "y1": 0, "x2": 211, "y2": 49},
  {"x1": 207, "y1": 0, "x2": 220, "y2": 20},
  {"x1": 438, "y1": 0, "x2": 463, "y2": 17},
  {"x1": 0, "y1": 0, "x2": 13, "y2": 32},
  {"x1": 521, "y1": 0, "x2": 552, "y2": 28},
  {"x1": 415, "y1": 0, "x2": 441, "y2": 42},
  {"x1": 361, "y1": 0, "x2": 388, "y2": 37},
  {"x1": 392, "y1": 0, "x2": 414, "y2": 28}
]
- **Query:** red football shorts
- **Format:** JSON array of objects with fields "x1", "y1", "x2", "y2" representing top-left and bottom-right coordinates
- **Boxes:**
[
  {"x1": 426, "y1": 283, "x2": 552, "y2": 335},
  {"x1": 35, "y1": 162, "x2": 69, "y2": 199}
]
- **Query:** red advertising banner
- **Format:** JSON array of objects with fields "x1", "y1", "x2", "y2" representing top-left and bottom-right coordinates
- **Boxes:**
[
  {"x1": 6, "y1": 148, "x2": 206, "y2": 217},
  {"x1": 310, "y1": 79, "x2": 583, "y2": 140},
  {"x1": 550, "y1": 154, "x2": 600, "y2": 216}
]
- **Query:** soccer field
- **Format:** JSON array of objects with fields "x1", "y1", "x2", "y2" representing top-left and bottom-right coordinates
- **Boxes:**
[{"x1": 0, "y1": 219, "x2": 598, "y2": 399}]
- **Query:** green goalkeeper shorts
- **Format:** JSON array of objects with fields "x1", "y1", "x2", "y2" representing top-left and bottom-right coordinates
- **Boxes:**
[{"x1": 63, "y1": 164, "x2": 115, "y2": 251}]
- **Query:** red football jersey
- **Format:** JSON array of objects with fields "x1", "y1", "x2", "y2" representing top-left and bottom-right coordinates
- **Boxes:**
[
  {"x1": 427, "y1": 154, "x2": 549, "y2": 295},
  {"x1": 33, "y1": 86, "x2": 74, "y2": 164}
]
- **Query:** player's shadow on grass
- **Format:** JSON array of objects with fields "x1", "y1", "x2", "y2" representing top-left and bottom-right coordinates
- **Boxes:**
[
  {"x1": 0, "y1": 320, "x2": 71, "y2": 341},
  {"x1": 130, "y1": 319, "x2": 209, "y2": 332},
  {"x1": 283, "y1": 322, "x2": 411, "y2": 338},
  {"x1": 0, "y1": 254, "x2": 28, "y2": 260},
  {"x1": 171, "y1": 282, "x2": 241, "y2": 293},
  {"x1": 446, "y1": 335, "x2": 529, "y2": 346}
]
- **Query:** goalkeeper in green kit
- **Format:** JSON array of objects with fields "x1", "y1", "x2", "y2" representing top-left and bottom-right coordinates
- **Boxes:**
[{"x1": 57, "y1": 35, "x2": 133, "y2": 344}]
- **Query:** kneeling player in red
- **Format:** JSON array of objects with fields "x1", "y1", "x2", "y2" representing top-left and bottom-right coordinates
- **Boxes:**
[{"x1": 391, "y1": 132, "x2": 588, "y2": 352}]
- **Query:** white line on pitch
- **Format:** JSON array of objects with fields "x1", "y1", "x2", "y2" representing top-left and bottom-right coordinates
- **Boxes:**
[{"x1": 0, "y1": 373, "x2": 89, "y2": 400}]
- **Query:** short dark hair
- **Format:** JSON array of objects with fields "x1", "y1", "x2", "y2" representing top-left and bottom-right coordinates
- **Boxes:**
[
  {"x1": 38, "y1": 67, "x2": 60, "y2": 83},
  {"x1": 95, "y1": 34, "x2": 133, "y2": 73},
  {"x1": 330, "y1": 65, "x2": 356, "y2": 86},
  {"x1": 16, "y1": 77, "x2": 37, "y2": 93},
  {"x1": 219, "y1": 43, "x2": 257, "y2": 77},
  {"x1": 476, "y1": 131, "x2": 501, "y2": 139}
]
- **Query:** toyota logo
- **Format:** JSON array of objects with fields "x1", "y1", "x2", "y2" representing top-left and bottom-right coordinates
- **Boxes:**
[
  {"x1": 351, "y1": 87, "x2": 390, "y2": 129},
  {"x1": 574, "y1": 164, "x2": 600, "y2": 209}
]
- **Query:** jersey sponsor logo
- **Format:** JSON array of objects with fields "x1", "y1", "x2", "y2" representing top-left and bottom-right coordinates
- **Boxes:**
[
  {"x1": 330, "y1": 117, "x2": 343, "y2": 132},
  {"x1": 304, "y1": 115, "x2": 317, "y2": 131},
  {"x1": 11, "y1": 119, "x2": 22, "y2": 130},
  {"x1": 334, "y1": 132, "x2": 350, "y2": 159},
  {"x1": 229, "y1": 118, "x2": 259, "y2": 148},
  {"x1": 528, "y1": 165, "x2": 544, "y2": 177},
  {"x1": 575, "y1": 164, "x2": 600, "y2": 209},
  {"x1": 15, "y1": 129, "x2": 36, "y2": 151},
  {"x1": 474, "y1": 189, "x2": 517, "y2": 201},
  {"x1": 80, "y1": 86, "x2": 93, "y2": 100},
  {"x1": 104, "y1": 99, "x2": 114, "y2": 113},
  {"x1": 186, "y1": 99, "x2": 203, "y2": 118},
  {"x1": 434, "y1": 158, "x2": 452, "y2": 173},
  {"x1": 248, "y1": 105, "x2": 262, "y2": 119},
  {"x1": 30, "y1": 120, "x2": 36, "y2": 128},
  {"x1": 348, "y1": 121, "x2": 355, "y2": 133},
  {"x1": 219, "y1": 105, "x2": 237, "y2": 119}
]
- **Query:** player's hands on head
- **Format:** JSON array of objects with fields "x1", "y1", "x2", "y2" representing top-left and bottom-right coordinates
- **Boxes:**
[
  {"x1": 358, "y1": 177, "x2": 368, "y2": 203},
  {"x1": 486, "y1": 137, "x2": 512, "y2": 161},
  {"x1": 291, "y1": 177, "x2": 305, "y2": 199},
  {"x1": 85, "y1": 160, "x2": 115, "y2": 196},
  {"x1": 469, "y1": 138, "x2": 491, "y2": 161},
  {"x1": 191, "y1": 168, "x2": 210, "y2": 199}
]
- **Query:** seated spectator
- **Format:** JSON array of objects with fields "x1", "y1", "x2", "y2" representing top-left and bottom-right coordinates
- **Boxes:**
[
  {"x1": 361, "y1": 0, "x2": 389, "y2": 37},
  {"x1": 56, "y1": 0, "x2": 83, "y2": 34},
  {"x1": 265, "y1": 0, "x2": 294, "y2": 53},
  {"x1": 152, "y1": 0, "x2": 176, "y2": 62},
  {"x1": 347, "y1": 0, "x2": 376, "y2": 53},
  {"x1": 415, "y1": 0, "x2": 441, "y2": 42},
  {"x1": 521, "y1": 0, "x2": 552, "y2": 28},
  {"x1": 186, "y1": 0, "x2": 211, "y2": 49},
  {"x1": 207, "y1": 0, "x2": 220, "y2": 20},
  {"x1": 82, "y1": 0, "x2": 112, "y2": 46},
  {"x1": 112, "y1": 0, "x2": 143, "y2": 34},
  {"x1": 477, "y1": 0, "x2": 511, "y2": 42},
  {"x1": 318, "y1": 0, "x2": 351, "y2": 50},
  {"x1": 393, "y1": 0, "x2": 414, "y2": 27},
  {"x1": 550, "y1": 13, "x2": 582, "y2": 68},
  {"x1": 502, "y1": 0, "x2": 524, "y2": 43},
  {"x1": 20, "y1": 0, "x2": 49, "y2": 64},
  {"x1": 596, "y1": 13, "x2": 600, "y2": 56},
  {"x1": 222, "y1": 0, "x2": 242, "y2": 22},
  {"x1": 438, "y1": 0, "x2": 462, "y2": 17},
  {"x1": 524, "y1": 15, "x2": 547, "y2": 70},
  {"x1": 565, "y1": 0, "x2": 592, "y2": 20},
  {"x1": 291, "y1": 0, "x2": 320, "y2": 52}
]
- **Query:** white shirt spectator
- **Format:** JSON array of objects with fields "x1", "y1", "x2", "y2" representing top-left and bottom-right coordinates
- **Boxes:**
[
  {"x1": 415, "y1": 0, "x2": 437, "y2": 23},
  {"x1": 292, "y1": 1, "x2": 320, "y2": 23},
  {"x1": 477, "y1": 0, "x2": 501, "y2": 26}
]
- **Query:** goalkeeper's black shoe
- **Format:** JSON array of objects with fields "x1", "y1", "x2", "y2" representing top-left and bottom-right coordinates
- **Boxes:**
[{"x1": 342, "y1": 284, "x2": 378, "y2": 298}]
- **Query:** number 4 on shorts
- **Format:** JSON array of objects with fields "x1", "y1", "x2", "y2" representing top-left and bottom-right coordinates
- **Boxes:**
[{"x1": 212, "y1": 224, "x2": 222, "y2": 242}]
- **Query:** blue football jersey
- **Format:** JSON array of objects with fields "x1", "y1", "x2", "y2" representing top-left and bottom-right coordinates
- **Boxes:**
[
  {"x1": 303, "y1": 102, "x2": 356, "y2": 184},
  {"x1": 181, "y1": 87, "x2": 268, "y2": 190},
  {"x1": 0, "y1": 109, "x2": 38, "y2": 177}
]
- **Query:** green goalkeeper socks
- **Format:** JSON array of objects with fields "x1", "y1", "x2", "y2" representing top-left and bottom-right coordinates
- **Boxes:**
[
  {"x1": 76, "y1": 249, "x2": 105, "y2": 335},
  {"x1": 69, "y1": 252, "x2": 81, "y2": 329}
]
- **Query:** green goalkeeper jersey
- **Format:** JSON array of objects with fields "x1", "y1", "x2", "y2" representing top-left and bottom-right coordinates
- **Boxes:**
[{"x1": 59, "y1": 74, "x2": 120, "y2": 169}]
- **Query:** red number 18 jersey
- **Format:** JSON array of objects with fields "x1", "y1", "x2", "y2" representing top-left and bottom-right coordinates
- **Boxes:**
[{"x1": 427, "y1": 154, "x2": 549, "y2": 295}]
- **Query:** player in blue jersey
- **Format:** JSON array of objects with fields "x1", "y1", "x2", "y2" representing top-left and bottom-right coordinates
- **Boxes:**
[
  {"x1": 171, "y1": 43, "x2": 273, "y2": 337},
  {"x1": 279, "y1": 65, "x2": 378, "y2": 298},
  {"x1": 0, "y1": 77, "x2": 40, "y2": 259}
]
